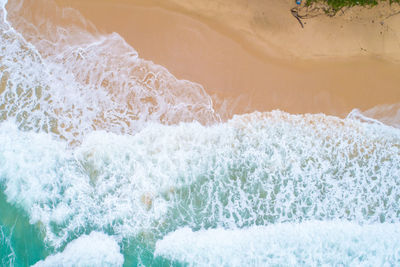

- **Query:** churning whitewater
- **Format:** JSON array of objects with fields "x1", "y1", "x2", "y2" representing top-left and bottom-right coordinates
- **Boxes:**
[{"x1": 1, "y1": 0, "x2": 400, "y2": 266}]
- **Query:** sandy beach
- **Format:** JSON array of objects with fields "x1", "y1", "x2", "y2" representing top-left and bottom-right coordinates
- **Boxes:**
[
  {"x1": 55, "y1": 0, "x2": 400, "y2": 117},
  {"x1": 2, "y1": 1, "x2": 400, "y2": 265}
]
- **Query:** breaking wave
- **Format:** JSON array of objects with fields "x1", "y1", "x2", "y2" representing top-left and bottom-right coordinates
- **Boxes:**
[{"x1": 1, "y1": 0, "x2": 399, "y2": 265}]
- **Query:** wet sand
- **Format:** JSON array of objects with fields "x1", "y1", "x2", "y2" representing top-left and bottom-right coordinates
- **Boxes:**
[{"x1": 56, "y1": 0, "x2": 400, "y2": 117}]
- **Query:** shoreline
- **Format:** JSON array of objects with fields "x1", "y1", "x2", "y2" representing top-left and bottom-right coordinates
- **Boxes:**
[{"x1": 50, "y1": 1, "x2": 400, "y2": 117}]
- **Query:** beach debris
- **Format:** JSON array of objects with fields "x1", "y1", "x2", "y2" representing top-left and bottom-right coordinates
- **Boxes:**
[{"x1": 291, "y1": 8, "x2": 304, "y2": 28}]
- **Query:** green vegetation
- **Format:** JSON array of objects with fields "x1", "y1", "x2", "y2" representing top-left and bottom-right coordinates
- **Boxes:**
[{"x1": 305, "y1": 0, "x2": 400, "y2": 13}]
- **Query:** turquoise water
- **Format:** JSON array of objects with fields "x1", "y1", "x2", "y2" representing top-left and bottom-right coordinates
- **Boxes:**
[
  {"x1": 0, "y1": 190, "x2": 48, "y2": 266},
  {"x1": 1, "y1": 0, "x2": 400, "y2": 266}
]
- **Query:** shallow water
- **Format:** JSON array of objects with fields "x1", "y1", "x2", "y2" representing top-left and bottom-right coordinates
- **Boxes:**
[{"x1": 1, "y1": 0, "x2": 400, "y2": 266}]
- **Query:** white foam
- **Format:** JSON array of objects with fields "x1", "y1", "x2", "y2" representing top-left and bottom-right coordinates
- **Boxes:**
[
  {"x1": 0, "y1": 0, "x2": 8, "y2": 25},
  {"x1": 32, "y1": 232, "x2": 123, "y2": 267},
  {"x1": 155, "y1": 221, "x2": 400, "y2": 266},
  {"x1": 1, "y1": 0, "x2": 218, "y2": 145},
  {"x1": 1, "y1": 0, "x2": 400, "y2": 260},
  {"x1": 347, "y1": 108, "x2": 384, "y2": 126},
  {"x1": 349, "y1": 104, "x2": 400, "y2": 129},
  {"x1": 0, "y1": 121, "x2": 170, "y2": 247},
  {"x1": 0, "y1": 111, "x2": 399, "y2": 249}
]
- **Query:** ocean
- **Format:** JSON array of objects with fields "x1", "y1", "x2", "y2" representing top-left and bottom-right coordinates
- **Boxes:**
[{"x1": 1, "y1": 0, "x2": 400, "y2": 266}]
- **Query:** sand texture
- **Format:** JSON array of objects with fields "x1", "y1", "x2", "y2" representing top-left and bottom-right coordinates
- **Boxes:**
[
  {"x1": 55, "y1": 0, "x2": 400, "y2": 117},
  {"x1": 149, "y1": 0, "x2": 400, "y2": 62}
]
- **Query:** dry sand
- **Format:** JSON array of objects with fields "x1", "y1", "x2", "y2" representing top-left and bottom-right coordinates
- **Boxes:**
[
  {"x1": 141, "y1": 0, "x2": 400, "y2": 62},
  {"x1": 56, "y1": 0, "x2": 400, "y2": 117}
]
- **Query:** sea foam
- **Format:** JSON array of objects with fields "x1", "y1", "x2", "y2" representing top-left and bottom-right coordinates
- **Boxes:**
[
  {"x1": 1, "y1": 0, "x2": 400, "y2": 264},
  {"x1": 0, "y1": 111, "x2": 399, "y2": 249},
  {"x1": 1, "y1": 0, "x2": 218, "y2": 145},
  {"x1": 349, "y1": 104, "x2": 400, "y2": 129},
  {"x1": 155, "y1": 221, "x2": 400, "y2": 266},
  {"x1": 33, "y1": 232, "x2": 124, "y2": 267}
]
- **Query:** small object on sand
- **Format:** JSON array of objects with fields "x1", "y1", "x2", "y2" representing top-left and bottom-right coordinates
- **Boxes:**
[
  {"x1": 296, "y1": 0, "x2": 302, "y2": 5},
  {"x1": 291, "y1": 8, "x2": 304, "y2": 28}
]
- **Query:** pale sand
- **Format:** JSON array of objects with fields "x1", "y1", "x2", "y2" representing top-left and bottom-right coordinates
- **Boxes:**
[
  {"x1": 142, "y1": 0, "x2": 400, "y2": 62},
  {"x1": 55, "y1": 0, "x2": 400, "y2": 117}
]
